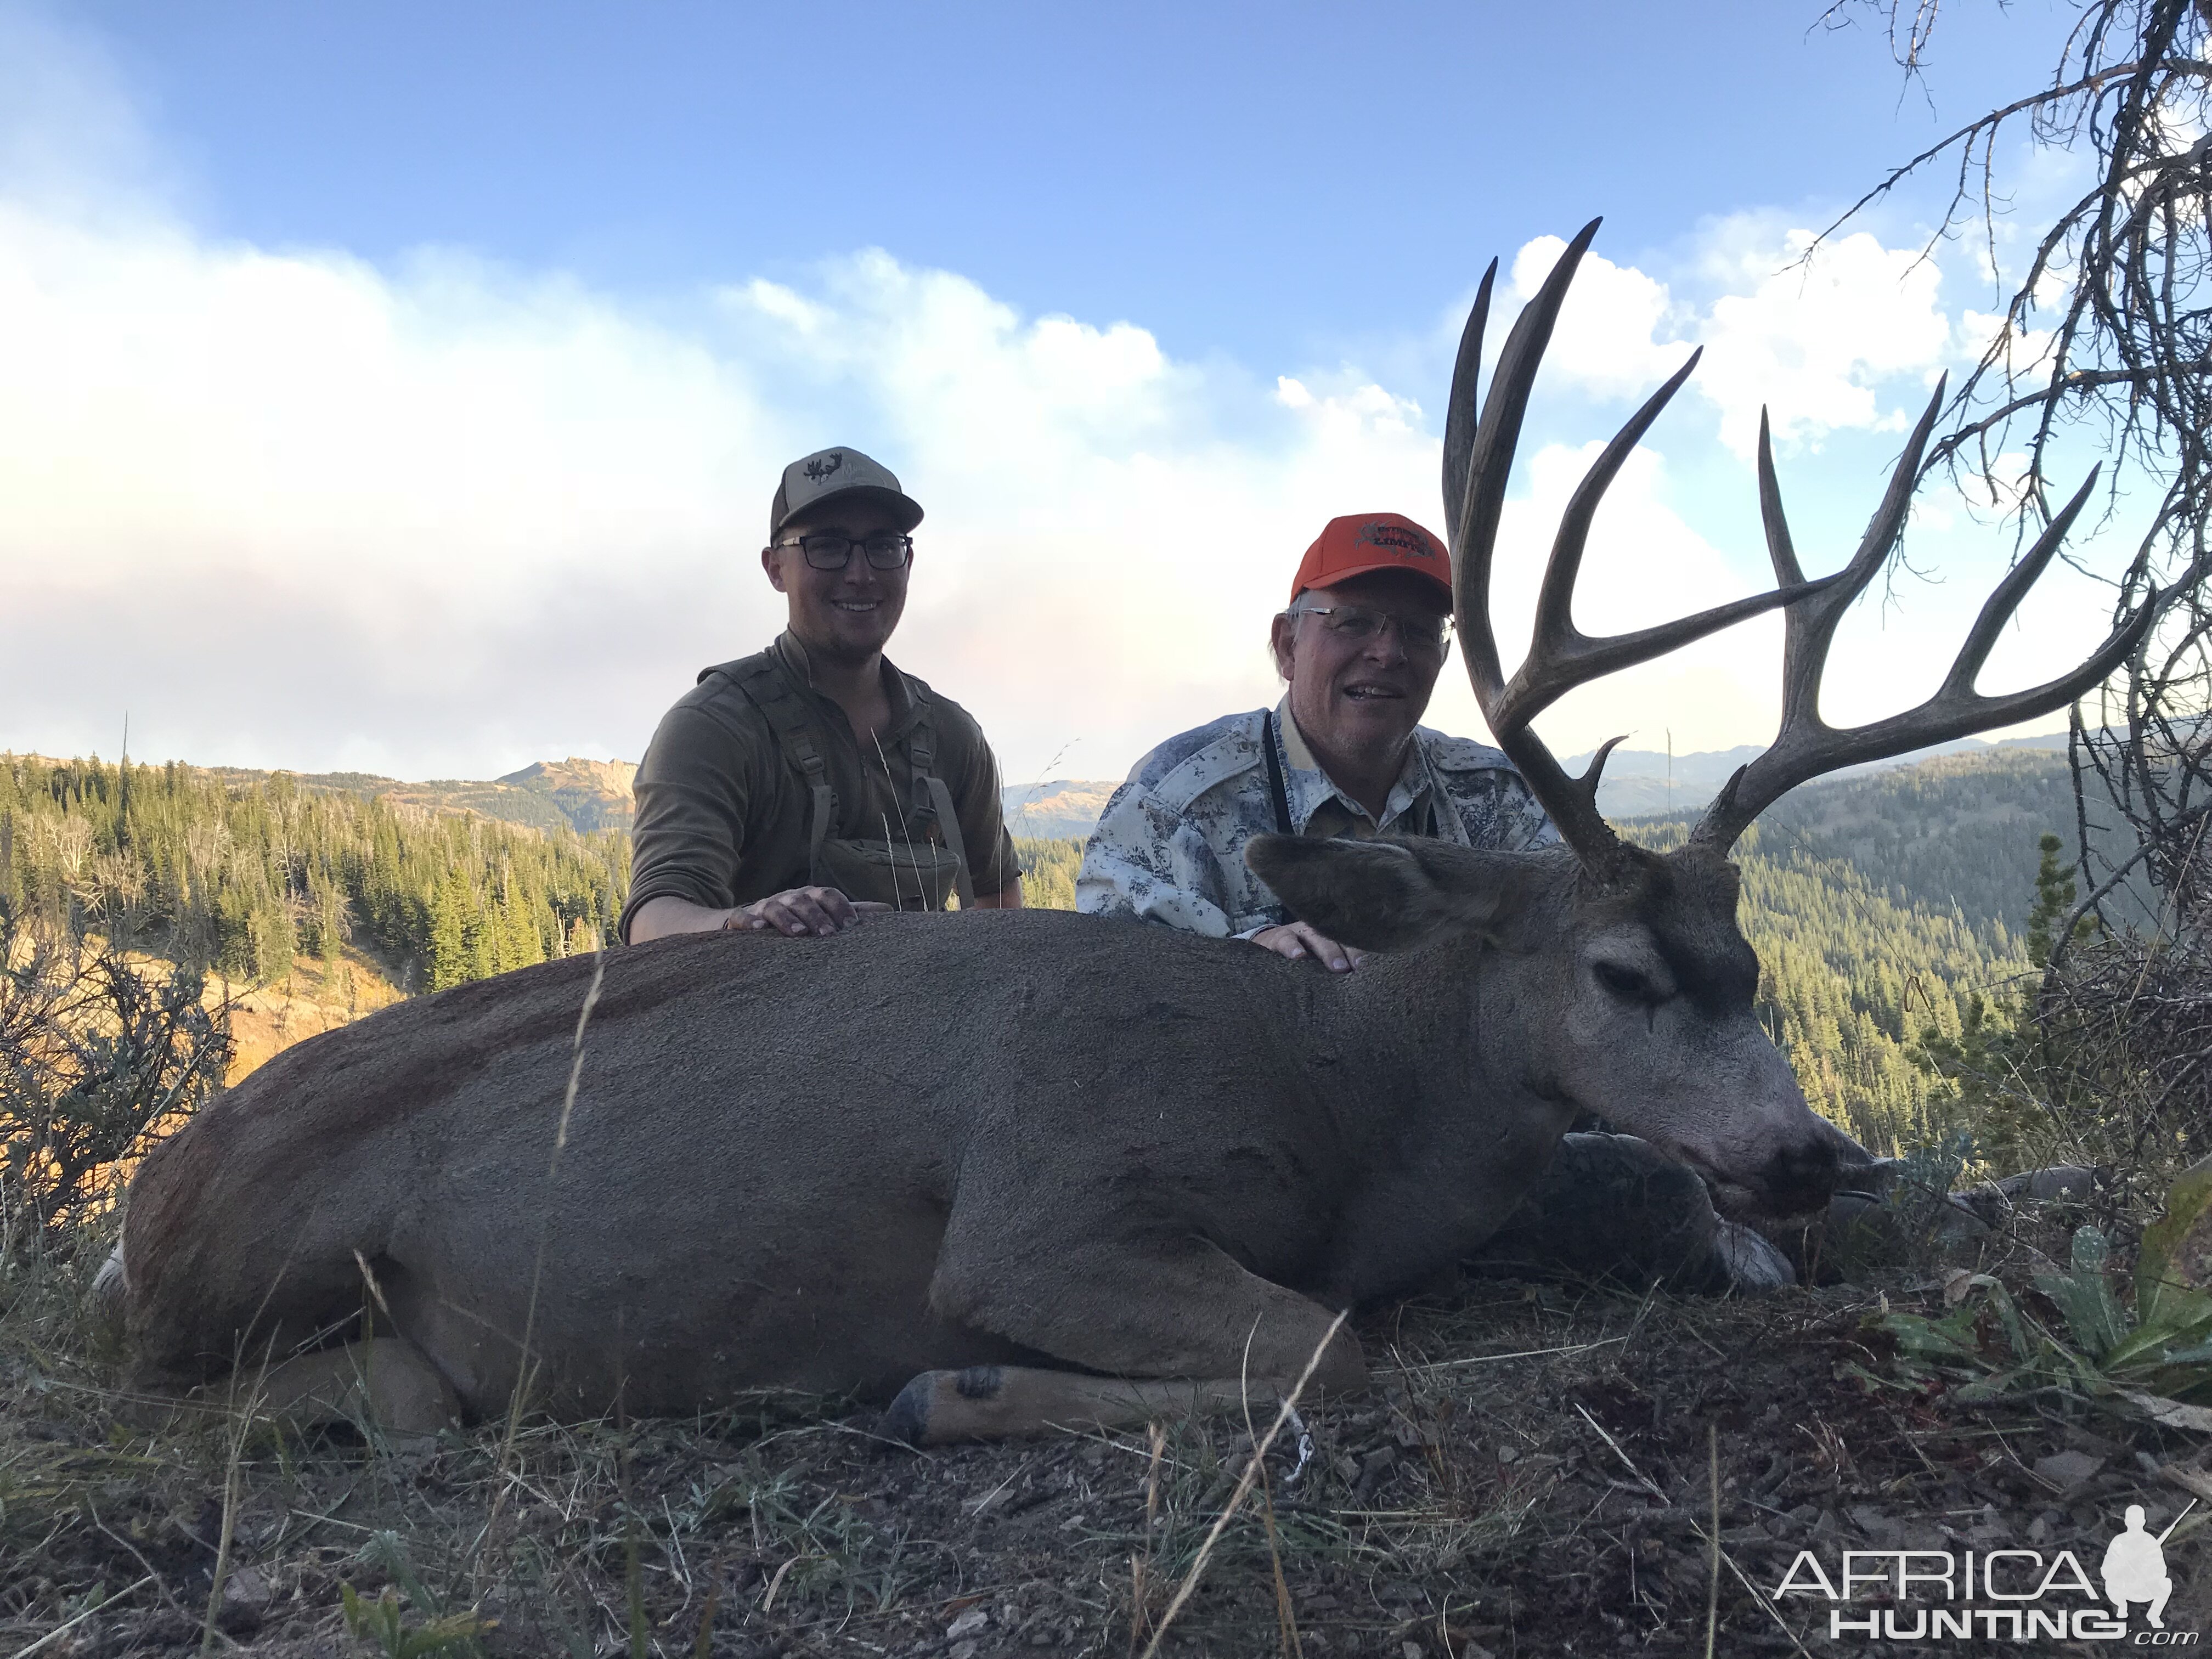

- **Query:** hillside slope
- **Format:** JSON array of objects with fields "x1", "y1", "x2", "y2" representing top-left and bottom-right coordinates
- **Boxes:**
[{"x1": 1628, "y1": 747, "x2": 2148, "y2": 947}]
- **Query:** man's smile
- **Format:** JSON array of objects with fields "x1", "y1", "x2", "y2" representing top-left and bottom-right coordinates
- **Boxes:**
[{"x1": 1340, "y1": 681, "x2": 1408, "y2": 701}]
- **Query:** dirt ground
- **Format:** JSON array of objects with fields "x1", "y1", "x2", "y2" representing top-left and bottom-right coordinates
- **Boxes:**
[{"x1": 7, "y1": 1224, "x2": 2212, "y2": 1659}]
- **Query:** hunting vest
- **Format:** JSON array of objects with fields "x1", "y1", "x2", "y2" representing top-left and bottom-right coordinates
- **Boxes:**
[{"x1": 701, "y1": 650, "x2": 977, "y2": 911}]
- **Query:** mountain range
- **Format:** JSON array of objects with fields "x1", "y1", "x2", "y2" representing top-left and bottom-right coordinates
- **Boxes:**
[
  {"x1": 1565, "y1": 731, "x2": 2074, "y2": 820},
  {"x1": 177, "y1": 755, "x2": 640, "y2": 837}
]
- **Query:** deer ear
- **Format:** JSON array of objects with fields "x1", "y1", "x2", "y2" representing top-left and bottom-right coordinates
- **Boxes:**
[{"x1": 1244, "y1": 836, "x2": 1537, "y2": 953}]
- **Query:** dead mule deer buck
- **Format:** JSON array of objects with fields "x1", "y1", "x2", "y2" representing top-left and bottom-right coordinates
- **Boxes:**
[{"x1": 108, "y1": 220, "x2": 2148, "y2": 1446}]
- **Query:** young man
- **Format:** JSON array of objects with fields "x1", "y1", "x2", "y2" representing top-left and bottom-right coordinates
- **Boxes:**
[
  {"x1": 621, "y1": 448, "x2": 1022, "y2": 945},
  {"x1": 1076, "y1": 512, "x2": 1553, "y2": 966}
]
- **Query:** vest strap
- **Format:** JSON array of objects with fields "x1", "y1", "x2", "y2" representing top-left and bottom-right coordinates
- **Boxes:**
[{"x1": 722, "y1": 654, "x2": 837, "y2": 884}]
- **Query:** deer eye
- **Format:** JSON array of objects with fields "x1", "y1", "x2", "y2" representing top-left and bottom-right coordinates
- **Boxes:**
[{"x1": 1594, "y1": 961, "x2": 1657, "y2": 1004}]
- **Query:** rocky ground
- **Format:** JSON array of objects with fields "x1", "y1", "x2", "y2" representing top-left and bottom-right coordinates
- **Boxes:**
[{"x1": 7, "y1": 1205, "x2": 2211, "y2": 1658}]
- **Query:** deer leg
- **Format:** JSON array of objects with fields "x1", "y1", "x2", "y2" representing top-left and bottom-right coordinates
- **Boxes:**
[
  {"x1": 878, "y1": 1366, "x2": 1277, "y2": 1446},
  {"x1": 890, "y1": 1228, "x2": 1362, "y2": 1445},
  {"x1": 210, "y1": 1338, "x2": 461, "y2": 1442},
  {"x1": 121, "y1": 1336, "x2": 462, "y2": 1443}
]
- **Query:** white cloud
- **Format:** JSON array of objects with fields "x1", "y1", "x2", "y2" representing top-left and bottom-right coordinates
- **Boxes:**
[
  {"x1": 1507, "y1": 236, "x2": 1690, "y2": 399},
  {"x1": 1696, "y1": 224, "x2": 1953, "y2": 455},
  {"x1": 0, "y1": 22, "x2": 2100, "y2": 790},
  {"x1": 0, "y1": 183, "x2": 1464, "y2": 779},
  {"x1": 1508, "y1": 218, "x2": 1957, "y2": 459}
]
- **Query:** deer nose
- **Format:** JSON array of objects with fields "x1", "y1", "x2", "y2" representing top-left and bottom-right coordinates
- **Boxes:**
[{"x1": 1756, "y1": 1133, "x2": 1845, "y2": 1217}]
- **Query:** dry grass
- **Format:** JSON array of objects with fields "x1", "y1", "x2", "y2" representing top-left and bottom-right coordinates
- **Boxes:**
[{"x1": 12, "y1": 1204, "x2": 2212, "y2": 1657}]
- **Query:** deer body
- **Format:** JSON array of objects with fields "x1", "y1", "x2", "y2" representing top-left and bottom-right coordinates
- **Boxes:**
[{"x1": 117, "y1": 847, "x2": 1833, "y2": 1437}]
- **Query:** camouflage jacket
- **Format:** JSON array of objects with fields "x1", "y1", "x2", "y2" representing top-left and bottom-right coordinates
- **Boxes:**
[{"x1": 1075, "y1": 702, "x2": 1557, "y2": 937}]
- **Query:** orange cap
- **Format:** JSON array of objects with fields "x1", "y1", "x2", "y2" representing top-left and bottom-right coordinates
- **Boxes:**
[{"x1": 1289, "y1": 513, "x2": 1452, "y2": 605}]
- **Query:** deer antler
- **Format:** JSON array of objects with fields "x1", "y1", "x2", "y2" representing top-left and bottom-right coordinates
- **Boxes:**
[
  {"x1": 1684, "y1": 401, "x2": 2154, "y2": 852},
  {"x1": 1445, "y1": 218, "x2": 1836, "y2": 873},
  {"x1": 1447, "y1": 218, "x2": 2155, "y2": 870}
]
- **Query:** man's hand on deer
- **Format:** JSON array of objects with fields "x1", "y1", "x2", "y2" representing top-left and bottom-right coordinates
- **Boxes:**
[
  {"x1": 1250, "y1": 921, "x2": 1365, "y2": 972},
  {"x1": 725, "y1": 886, "x2": 890, "y2": 936}
]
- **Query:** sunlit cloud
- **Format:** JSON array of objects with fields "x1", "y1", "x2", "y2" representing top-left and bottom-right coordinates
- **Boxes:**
[{"x1": 0, "y1": 13, "x2": 2102, "y2": 787}]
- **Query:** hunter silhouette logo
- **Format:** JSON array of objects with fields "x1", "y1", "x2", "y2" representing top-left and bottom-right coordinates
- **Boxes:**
[
  {"x1": 2104, "y1": 1504, "x2": 2180, "y2": 1628},
  {"x1": 1355, "y1": 520, "x2": 1437, "y2": 558},
  {"x1": 804, "y1": 453, "x2": 844, "y2": 484}
]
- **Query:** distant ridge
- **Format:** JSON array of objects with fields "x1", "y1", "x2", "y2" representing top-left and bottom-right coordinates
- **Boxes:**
[
  {"x1": 988, "y1": 733, "x2": 2082, "y2": 842},
  {"x1": 92, "y1": 757, "x2": 642, "y2": 839},
  {"x1": 1001, "y1": 779, "x2": 1121, "y2": 840},
  {"x1": 496, "y1": 757, "x2": 638, "y2": 833},
  {"x1": 1567, "y1": 731, "x2": 2074, "y2": 820}
]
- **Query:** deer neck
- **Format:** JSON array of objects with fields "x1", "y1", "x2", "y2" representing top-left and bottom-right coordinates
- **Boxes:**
[{"x1": 1297, "y1": 932, "x2": 1556, "y2": 1151}]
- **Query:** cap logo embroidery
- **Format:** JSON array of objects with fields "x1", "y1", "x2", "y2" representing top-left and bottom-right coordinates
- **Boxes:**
[
  {"x1": 1357, "y1": 520, "x2": 1437, "y2": 558},
  {"x1": 804, "y1": 453, "x2": 844, "y2": 484}
]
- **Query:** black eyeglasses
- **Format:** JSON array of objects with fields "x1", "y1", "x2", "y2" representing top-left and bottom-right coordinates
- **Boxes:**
[
  {"x1": 1290, "y1": 603, "x2": 1453, "y2": 652},
  {"x1": 777, "y1": 532, "x2": 913, "y2": 571}
]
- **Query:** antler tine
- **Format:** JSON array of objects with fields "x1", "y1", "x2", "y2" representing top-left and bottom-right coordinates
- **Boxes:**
[
  {"x1": 1448, "y1": 218, "x2": 1623, "y2": 867},
  {"x1": 1487, "y1": 350, "x2": 1839, "y2": 733},
  {"x1": 1767, "y1": 382, "x2": 1948, "y2": 747},
  {"x1": 1755, "y1": 409, "x2": 1807, "y2": 587},
  {"x1": 1581, "y1": 734, "x2": 1630, "y2": 792},
  {"x1": 1692, "y1": 447, "x2": 2152, "y2": 852},
  {"x1": 1943, "y1": 466, "x2": 2101, "y2": 697},
  {"x1": 1441, "y1": 258, "x2": 1498, "y2": 558},
  {"x1": 1453, "y1": 220, "x2": 1604, "y2": 712}
]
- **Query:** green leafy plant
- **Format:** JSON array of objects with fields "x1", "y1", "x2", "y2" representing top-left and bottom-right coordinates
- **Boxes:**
[
  {"x1": 338, "y1": 1532, "x2": 490, "y2": 1659},
  {"x1": 1869, "y1": 1215, "x2": 2212, "y2": 1415},
  {"x1": 1, "y1": 916, "x2": 230, "y2": 1242},
  {"x1": 340, "y1": 1584, "x2": 490, "y2": 1659}
]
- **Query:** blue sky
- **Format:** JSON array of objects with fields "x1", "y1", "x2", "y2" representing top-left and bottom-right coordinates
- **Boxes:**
[
  {"x1": 0, "y1": 0, "x2": 2126, "y2": 782},
  {"x1": 85, "y1": 1, "x2": 2057, "y2": 368}
]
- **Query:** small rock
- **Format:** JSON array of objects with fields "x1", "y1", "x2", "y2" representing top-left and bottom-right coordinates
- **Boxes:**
[
  {"x1": 1403, "y1": 1644, "x2": 1424, "y2": 1659},
  {"x1": 1848, "y1": 1504, "x2": 1890, "y2": 1537},
  {"x1": 215, "y1": 1565, "x2": 272, "y2": 1634},
  {"x1": 2034, "y1": 1449, "x2": 2104, "y2": 1489},
  {"x1": 2002, "y1": 1165, "x2": 2097, "y2": 1205},
  {"x1": 949, "y1": 1643, "x2": 979, "y2": 1659},
  {"x1": 947, "y1": 1605, "x2": 990, "y2": 1640},
  {"x1": 1355, "y1": 1444, "x2": 1399, "y2": 1502}
]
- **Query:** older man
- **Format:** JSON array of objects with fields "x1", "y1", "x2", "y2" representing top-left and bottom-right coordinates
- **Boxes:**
[
  {"x1": 1079, "y1": 512, "x2": 1799, "y2": 1296},
  {"x1": 622, "y1": 447, "x2": 1022, "y2": 945},
  {"x1": 1077, "y1": 512, "x2": 1553, "y2": 962}
]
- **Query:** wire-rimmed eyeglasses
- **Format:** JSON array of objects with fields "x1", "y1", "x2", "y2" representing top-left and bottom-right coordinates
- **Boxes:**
[{"x1": 1289, "y1": 602, "x2": 1454, "y2": 652}]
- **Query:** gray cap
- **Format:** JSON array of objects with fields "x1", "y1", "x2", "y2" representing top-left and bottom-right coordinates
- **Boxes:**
[{"x1": 769, "y1": 447, "x2": 924, "y2": 540}]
